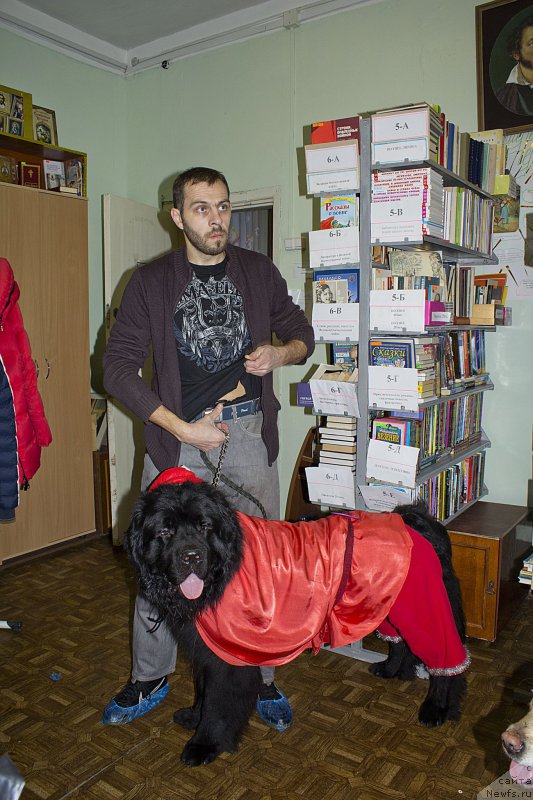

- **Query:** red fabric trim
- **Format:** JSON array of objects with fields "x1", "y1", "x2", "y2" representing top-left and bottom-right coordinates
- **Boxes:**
[{"x1": 148, "y1": 467, "x2": 204, "y2": 491}]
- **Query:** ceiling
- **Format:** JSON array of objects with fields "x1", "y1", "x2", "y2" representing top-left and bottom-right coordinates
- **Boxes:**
[{"x1": 0, "y1": 0, "x2": 375, "y2": 75}]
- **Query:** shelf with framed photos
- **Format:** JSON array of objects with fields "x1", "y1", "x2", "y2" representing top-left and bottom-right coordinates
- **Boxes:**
[
  {"x1": 0, "y1": 131, "x2": 87, "y2": 197},
  {"x1": 296, "y1": 102, "x2": 506, "y2": 527}
]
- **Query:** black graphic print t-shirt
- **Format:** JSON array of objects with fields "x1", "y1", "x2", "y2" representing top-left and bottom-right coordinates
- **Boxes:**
[{"x1": 174, "y1": 258, "x2": 261, "y2": 422}]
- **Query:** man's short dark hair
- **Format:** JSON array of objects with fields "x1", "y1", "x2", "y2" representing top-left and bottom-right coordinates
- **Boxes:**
[
  {"x1": 172, "y1": 167, "x2": 230, "y2": 211},
  {"x1": 508, "y1": 16, "x2": 533, "y2": 58}
]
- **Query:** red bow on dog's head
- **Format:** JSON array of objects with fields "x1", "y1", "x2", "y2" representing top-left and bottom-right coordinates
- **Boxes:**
[{"x1": 149, "y1": 467, "x2": 204, "y2": 492}]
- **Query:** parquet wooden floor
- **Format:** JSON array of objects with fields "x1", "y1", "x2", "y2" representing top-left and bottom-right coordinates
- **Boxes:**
[{"x1": 1, "y1": 536, "x2": 531, "y2": 800}]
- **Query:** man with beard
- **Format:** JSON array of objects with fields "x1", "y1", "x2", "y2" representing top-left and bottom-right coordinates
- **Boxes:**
[
  {"x1": 102, "y1": 167, "x2": 314, "y2": 732},
  {"x1": 496, "y1": 16, "x2": 533, "y2": 117}
]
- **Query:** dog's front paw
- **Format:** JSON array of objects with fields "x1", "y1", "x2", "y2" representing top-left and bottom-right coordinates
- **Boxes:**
[
  {"x1": 369, "y1": 660, "x2": 398, "y2": 679},
  {"x1": 418, "y1": 698, "x2": 448, "y2": 727},
  {"x1": 173, "y1": 706, "x2": 200, "y2": 730},
  {"x1": 181, "y1": 739, "x2": 221, "y2": 767}
]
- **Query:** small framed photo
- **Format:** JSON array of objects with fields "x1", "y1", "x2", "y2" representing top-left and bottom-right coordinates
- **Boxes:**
[
  {"x1": 476, "y1": 0, "x2": 533, "y2": 132},
  {"x1": 32, "y1": 105, "x2": 58, "y2": 146},
  {"x1": 0, "y1": 84, "x2": 33, "y2": 139}
]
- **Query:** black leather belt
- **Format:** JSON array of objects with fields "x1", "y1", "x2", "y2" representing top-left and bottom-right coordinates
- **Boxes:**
[{"x1": 191, "y1": 398, "x2": 261, "y2": 423}]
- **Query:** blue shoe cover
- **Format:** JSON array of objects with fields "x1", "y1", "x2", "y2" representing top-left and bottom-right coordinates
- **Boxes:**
[
  {"x1": 256, "y1": 688, "x2": 293, "y2": 732},
  {"x1": 101, "y1": 681, "x2": 169, "y2": 725}
]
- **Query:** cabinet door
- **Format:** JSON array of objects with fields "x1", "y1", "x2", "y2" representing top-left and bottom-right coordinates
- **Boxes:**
[
  {"x1": 0, "y1": 184, "x2": 94, "y2": 560},
  {"x1": 449, "y1": 531, "x2": 500, "y2": 641}
]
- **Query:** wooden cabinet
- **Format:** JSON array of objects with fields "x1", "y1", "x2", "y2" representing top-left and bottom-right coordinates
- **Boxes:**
[
  {"x1": 446, "y1": 501, "x2": 531, "y2": 641},
  {"x1": 0, "y1": 182, "x2": 95, "y2": 562}
]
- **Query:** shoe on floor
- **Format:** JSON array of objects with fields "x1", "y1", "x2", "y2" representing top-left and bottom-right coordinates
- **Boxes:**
[
  {"x1": 101, "y1": 676, "x2": 169, "y2": 725},
  {"x1": 256, "y1": 682, "x2": 293, "y2": 732}
]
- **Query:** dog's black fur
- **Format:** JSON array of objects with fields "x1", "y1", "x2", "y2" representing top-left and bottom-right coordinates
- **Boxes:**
[{"x1": 125, "y1": 484, "x2": 466, "y2": 767}]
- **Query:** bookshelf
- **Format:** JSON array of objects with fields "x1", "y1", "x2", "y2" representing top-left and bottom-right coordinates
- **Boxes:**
[
  {"x1": 300, "y1": 107, "x2": 502, "y2": 526},
  {"x1": 0, "y1": 132, "x2": 87, "y2": 196}
]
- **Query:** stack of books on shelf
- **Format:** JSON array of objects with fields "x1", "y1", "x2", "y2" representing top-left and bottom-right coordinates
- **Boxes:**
[
  {"x1": 309, "y1": 193, "x2": 360, "y2": 270},
  {"x1": 312, "y1": 266, "x2": 360, "y2": 304},
  {"x1": 372, "y1": 416, "x2": 420, "y2": 447},
  {"x1": 371, "y1": 102, "x2": 443, "y2": 165},
  {"x1": 471, "y1": 272, "x2": 511, "y2": 326},
  {"x1": 316, "y1": 415, "x2": 357, "y2": 471},
  {"x1": 371, "y1": 168, "x2": 444, "y2": 243},
  {"x1": 417, "y1": 451, "x2": 486, "y2": 520},
  {"x1": 305, "y1": 115, "x2": 360, "y2": 195},
  {"x1": 518, "y1": 553, "x2": 533, "y2": 587},
  {"x1": 374, "y1": 249, "x2": 447, "y2": 300},
  {"x1": 369, "y1": 335, "x2": 439, "y2": 400},
  {"x1": 330, "y1": 341, "x2": 358, "y2": 372},
  {"x1": 442, "y1": 186, "x2": 494, "y2": 254}
]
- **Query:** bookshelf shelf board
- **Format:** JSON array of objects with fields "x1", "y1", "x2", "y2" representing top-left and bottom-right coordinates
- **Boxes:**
[
  {"x1": 369, "y1": 326, "x2": 497, "y2": 335},
  {"x1": 368, "y1": 380, "x2": 494, "y2": 413},
  {"x1": 371, "y1": 160, "x2": 495, "y2": 200},
  {"x1": 0, "y1": 180, "x2": 87, "y2": 202},
  {"x1": 366, "y1": 436, "x2": 491, "y2": 488},
  {"x1": 416, "y1": 436, "x2": 491, "y2": 484},
  {"x1": 371, "y1": 235, "x2": 498, "y2": 266},
  {"x1": 0, "y1": 132, "x2": 85, "y2": 163},
  {"x1": 418, "y1": 381, "x2": 494, "y2": 408}
]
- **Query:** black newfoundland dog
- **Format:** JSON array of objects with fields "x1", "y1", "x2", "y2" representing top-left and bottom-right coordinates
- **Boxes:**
[{"x1": 125, "y1": 468, "x2": 468, "y2": 767}]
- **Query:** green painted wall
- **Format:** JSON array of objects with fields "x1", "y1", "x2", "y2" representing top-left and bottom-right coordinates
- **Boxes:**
[{"x1": 2, "y1": 0, "x2": 531, "y2": 509}]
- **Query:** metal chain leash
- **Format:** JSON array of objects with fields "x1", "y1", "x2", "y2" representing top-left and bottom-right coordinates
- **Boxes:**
[
  {"x1": 200, "y1": 431, "x2": 268, "y2": 519},
  {"x1": 211, "y1": 432, "x2": 229, "y2": 488}
]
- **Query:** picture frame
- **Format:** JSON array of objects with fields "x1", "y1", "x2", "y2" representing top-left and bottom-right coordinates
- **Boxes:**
[
  {"x1": 32, "y1": 105, "x2": 58, "y2": 146},
  {"x1": 476, "y1": 0, "x2": 533, "y2": 132},
  {"x1": 0, "y1": 84, "x2": 33, "y2": 140}
]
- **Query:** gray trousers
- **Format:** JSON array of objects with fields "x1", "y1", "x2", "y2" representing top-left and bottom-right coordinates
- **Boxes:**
[{"x1": 132, "y1": 411, "x2": 279, "y2": 685}]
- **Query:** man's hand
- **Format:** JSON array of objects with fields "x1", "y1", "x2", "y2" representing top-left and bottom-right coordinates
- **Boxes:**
[
  {"x1": 186, "y1": 404, "x2": 229, "y2": 452},
  {"x1": 149, "y1": 403, "x2": 228, "y2": 452},
  {"x1": 244, "y1": 340, "x2": 307, "y2": 376}
]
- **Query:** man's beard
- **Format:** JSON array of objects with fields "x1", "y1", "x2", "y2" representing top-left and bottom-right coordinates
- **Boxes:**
[
  {"x1": 519, "y1": 54, "x2": 533, "y2": 71},
  {"x1": 181, "y1": 220, "x2": 228, "y2": 256}
]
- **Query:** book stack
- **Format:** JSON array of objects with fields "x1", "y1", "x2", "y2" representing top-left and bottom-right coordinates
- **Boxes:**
[
  {"x1": 372, "y1": 416, "x2": 420, "y2": 447},
  {"x1": 309, "y1": 193, "x2": 360, "y2": 270},
  {"x1": 380, "y1": 249, "x2": 446, "y2": 299},
  {"x1": 369, "y1": 335, "x2": 439, "y2": 400},
  {"x1": 371, "y1": 168, "x2": 444, "y2": 243},
  {"x1": 414, "y1": 336, "x2": 439, "y2": 399},
  {"x1": 305, "y1": 114, "x2": 361, "y2": 350},
  {"x1": 518, "y1": 553, "x2": 533, "y2": 587},
  {"x1": 417, "y1": 451, "x2": 486, "y2": 521},
  {"x1": 313, "y1": 266, "x2": 360, "y2": 303},
  {"x1": 443, "y1": 186, "x2": 494, "y2": 254},
  {"x1": 317, "y1": 415, "x2": 357, "y2": 471},
  {"x1": 371, "y1": 102, "x2": 443, "y2": 165},
  {"x1": 439, "y1": 330, "x2": 489, "y2": 394},
  {"x1": 305, "y1": 116, "x2": 360, "y2": 195}
]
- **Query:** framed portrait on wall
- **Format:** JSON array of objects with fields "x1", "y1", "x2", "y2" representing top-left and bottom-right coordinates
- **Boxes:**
[{"x1": 476, "y1": 0, "x2": 533, "y2": 132}]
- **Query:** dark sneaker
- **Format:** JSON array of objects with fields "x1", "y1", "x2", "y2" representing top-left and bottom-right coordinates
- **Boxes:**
[
  {"x1": 256, "y1": 683, "x2": 293, "y2": 732},
  {"x1": 101, "y1": 677, "x2": 169, "y2": 725}
]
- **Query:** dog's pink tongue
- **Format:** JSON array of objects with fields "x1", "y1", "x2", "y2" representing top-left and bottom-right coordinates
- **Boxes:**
[
  {"x1": 180, "y1": 573, "x2": 204, "y2": 600},
  {"x1": 510, "y1": 760, "x2": 533, "y2": 784}
]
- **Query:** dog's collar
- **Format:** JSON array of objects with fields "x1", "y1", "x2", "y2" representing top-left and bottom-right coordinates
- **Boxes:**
[{"x1": 149, "y1": 467, "x2": 204, "y2": 491}]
